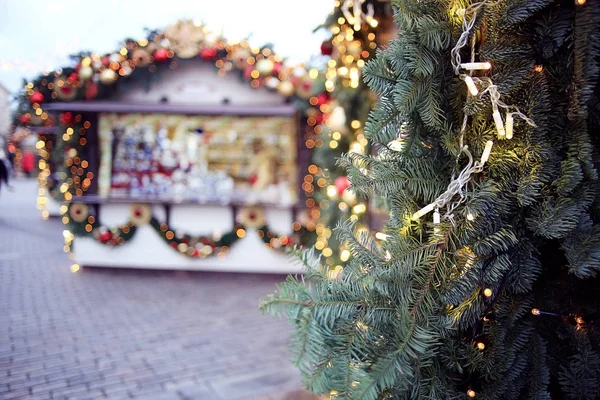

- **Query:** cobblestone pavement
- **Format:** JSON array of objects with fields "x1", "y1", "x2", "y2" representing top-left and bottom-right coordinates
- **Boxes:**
[{"x1": 0, "y1": 179, "x2": 317, "y2": 400}]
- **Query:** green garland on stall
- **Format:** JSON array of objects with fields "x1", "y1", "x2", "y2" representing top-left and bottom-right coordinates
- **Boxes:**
[{"x1": 64, "y1": 203, "x2": 296, "y2": 258}]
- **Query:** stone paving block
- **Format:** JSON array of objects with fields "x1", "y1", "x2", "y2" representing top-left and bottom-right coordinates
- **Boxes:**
[
  {"x1": 178, "y1": 382, "x2": 222, "y2": 400},
  {"x1": 1, "y1": 387, "x2": 31, "y2": 399},
  {"x1": 211, "y1": 368, "x2": 300, "y2": 400}
]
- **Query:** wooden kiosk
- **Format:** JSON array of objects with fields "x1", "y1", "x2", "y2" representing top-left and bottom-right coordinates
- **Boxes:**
[{"x1": 19, "y1": 21, "x2": 325, "y2": 273}]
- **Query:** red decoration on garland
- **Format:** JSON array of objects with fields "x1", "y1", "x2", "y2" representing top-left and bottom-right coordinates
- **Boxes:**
[
  {"x1": 29, "y1": 91, "x2": 44, "y2": 104},
  {"x1": 335, "y1": 176, "x2": 351, "y2": 196},
  {"x1": 314, "y1": 113, "x2": 325, "y2": 125},
  {"x1": 19, "y1": 114, "x2": 31, "y2": 125},
  {"x1": 153, "y1": 48, "x2": 169, "y2": 63},
  {"x1": 85, "y1": 82, "x2": 98, "y2": 100},
  {"x1": 101, "y1": 55, "x2": 110, "y2": 67},
  {"x1": 316, "y1": 93, "x2": 329, "y2": 106},
  {"x1": 99, "y1": 231, "x2": 112, "y2": 243},
  {"x1": 60, "y1": 112, "x2": 73, "y2": 125},
  {"x1": 320, "y1": 40, "x2": 334, "y2": 56},
  {"x1": 273, "y1": 62, "x2": 283, "y2": 75},
  {"x1": 200, "y1": 48, "x2": 218, "y2": 60},
  {"x1": 248, "y1": 174, "x2": 258, "y2": 186},
  {"x1": 243, "y1": 64, "x2": 254, "y2": 81},
  {"x1": 68, "y1": 72, "x2": 79, "y2": 83}
]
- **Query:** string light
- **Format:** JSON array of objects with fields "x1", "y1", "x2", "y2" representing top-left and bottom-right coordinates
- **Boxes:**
[
  {"x1": 483, "y1": 288, "x2": 493, "y2": 297},
  {"x1": 505, "y1": 113, "x2": 514, "y2": 139},
  {"x1": 460, "y1": 62, "x2": 491, "y2": 70},
  {"x1": 413, "y1": 1, "x2": 536, "y2": 224},
  {"x1": 463, "y1": 75, "x2": 479, "y2": 96},
  {"x1": 531, "y1": 308, "x2": 560, "y2": 317},
  {"x1": 467, "y1": 389, "x2": 476, "y2": 398},
  {"x1": 476, "y1": 342, "x2": 485, "y2": 350}
]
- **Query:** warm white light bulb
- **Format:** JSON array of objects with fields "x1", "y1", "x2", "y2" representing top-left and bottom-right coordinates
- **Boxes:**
[
  {"x1": 433, "y1": 210, "x2": 441, "y2": 224},
  {"x1": 480, "y1": 141, "x2": 494, "y2": 165},
  {"x1": 412, "y1": 203, "x2": 435, "y2": 220},
  {"x1": 460, "y1": 62, "x2": 492, "y2": 71},
  {"x1": 464, "y1": 75, "x2": 479, "y2": 96},
  {"x1": 505, "y1": 113, "x2": 514, "y2": 139},
  {"x1": 492, "y1": 109, "x2": 505, "y2": 138}
]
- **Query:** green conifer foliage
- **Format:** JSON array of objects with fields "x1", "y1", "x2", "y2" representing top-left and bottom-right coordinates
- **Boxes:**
[{"x1": 263, "y1": 0, "x2": 600, "y2": 398}]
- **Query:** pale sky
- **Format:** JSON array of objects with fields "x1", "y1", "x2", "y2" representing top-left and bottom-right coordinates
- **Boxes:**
[{"x1": 0, "y1": 0, "x2": 335, "y2": 98}]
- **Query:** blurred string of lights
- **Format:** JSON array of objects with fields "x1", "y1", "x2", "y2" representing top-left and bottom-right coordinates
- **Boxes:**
[
  {"x1": 16, "y1": 20, "x2": 329, "y2": 241},
  {"x1": 300, "y1": 0, "x2": 393, "y2": 275}
]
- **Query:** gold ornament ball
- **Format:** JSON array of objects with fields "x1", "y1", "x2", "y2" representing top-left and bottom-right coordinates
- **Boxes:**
[
  {"x1": 100, "y1": 69, "x2": 118, "y2": 85},
  {"x1": 346, "y1": 41, "x2": 362, "y2": 56},
  {"x1": 341, "y1": 189, "x2": 357, "y2": 205},
  {"x1": 277, "y1": 81, "x2": 295, "y2": 97},
  {"x1": 232, "y1": 48, "x2": 251, "y2": 68},
  {"x1": 79, "y1": 66, "x2": 94, "y2": 80},
  {"x1": 328, "y1": 106, "x2": 347, "y2": 132},
  {"x1": 255, "y1": 59, "x2": 275, "y2": 75}
]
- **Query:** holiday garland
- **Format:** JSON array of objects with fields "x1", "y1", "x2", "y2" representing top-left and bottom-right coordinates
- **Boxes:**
[{"x1": 64, "y1": 203, "x2": 296, "y2": 258}]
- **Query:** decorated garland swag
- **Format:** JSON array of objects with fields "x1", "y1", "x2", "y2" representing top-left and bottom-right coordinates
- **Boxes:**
[{"x1": 64, "y1": 203, "x2": 295, "y2": 258}]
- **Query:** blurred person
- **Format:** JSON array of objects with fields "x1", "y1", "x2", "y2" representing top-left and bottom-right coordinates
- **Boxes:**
[
  {"x1": 21, "y1": 149, "x2": 35, "y2": 178},
  {"x1": 0, "y1": 147, "x2": 12, "y2": 193}
]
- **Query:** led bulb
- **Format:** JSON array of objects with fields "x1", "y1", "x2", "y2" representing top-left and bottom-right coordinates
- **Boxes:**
[
  {"x1": 476, "y1": 342, "x2": 486, "y2": 350},
  {"x1": 483, "y1": 288, "x2": 493, "y2": 297},
  {"x1": 480, "y1": 141, "x2": 494, "y2": 165},
  {"x1": 433, "y1": 210, "x2": 441, "y2": 224},
  {"x1": 464, "y1": 75, "x2": 479, "y2": 96},
  {"x1": 460, "y1": 62, "x2": 492, "y2": 71},
  {"x1": 412, "y1": 203, "x2": 435, "y2": 220},
  {"x1": 467, "y1": 389, "x2": 476, "y2": 398},
  {"x1": 531, "y1": 308, "x2": 541, "y2": 316},
  {"x1": 492, "y1": 109, "x2": 505, "y2": 138},
  {"x1": 505, "y1": 113, "x2": 514, "y2": 139},
  {"x1": 466, "y1": 213, "x2": 475, "y2": 221}
]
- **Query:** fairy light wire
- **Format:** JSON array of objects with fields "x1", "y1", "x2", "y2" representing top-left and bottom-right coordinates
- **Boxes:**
[{"x1": 413, "y1": 0, "x2": 536, "y2": 222}]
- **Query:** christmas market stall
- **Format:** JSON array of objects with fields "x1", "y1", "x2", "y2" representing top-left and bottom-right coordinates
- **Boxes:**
[{"x1": 16, "y1": 20, "x2": 329, "y2": 272}]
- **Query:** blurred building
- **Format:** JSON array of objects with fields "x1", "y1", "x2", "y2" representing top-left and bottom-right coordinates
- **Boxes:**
[{"x1": 0, "y1": 81, "x2": 11, "y2": 137}]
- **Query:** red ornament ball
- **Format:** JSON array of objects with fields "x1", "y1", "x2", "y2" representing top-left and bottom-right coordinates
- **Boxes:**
[
  {"x1": 99, "y1": 231, "x2": 112, "y2": 243},
  {"x1": 320, "y1": 40, "x2": 334, "y2": 56},
  {"x1": 335, "y1": 176, "x2": 351, "y2": 196},
  {"x1": 59, "y1": 112, "x2": 73, "y2": 125},
  {"x1": 314, "y1": 113, "x2": 325, "y2": 125},
  {"x1": 316, "y1": 92, "x2": 329, "y2": 106},
  {"x1": 153, "y1": 48, "x2": 169, "y2": 63},
  {"x1": 200, "y1": 48, "x2": 218, "y2": 60},
  {"x1": 273, "y1": 62, "x2": 283, "y2": 75},
  {"x1": 19, "y1": 114, "x2": 31, "y2": 125},
  {"x1": 85, "y1": 82, "x2": 98, "y2": 100},
  {"x1": 29, "y1": 91, "x2": 44, "y2": 104}
]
